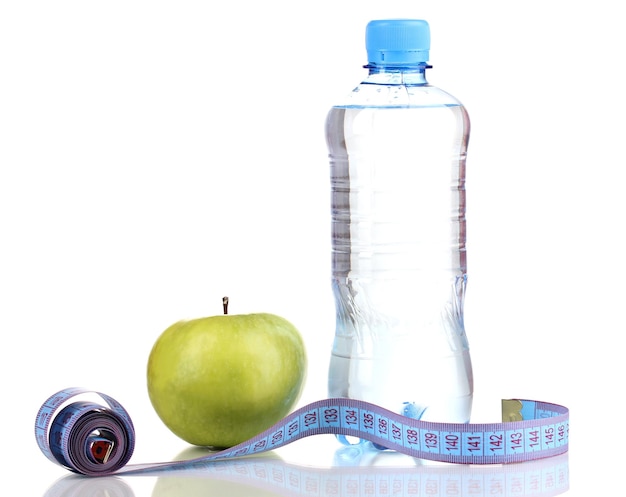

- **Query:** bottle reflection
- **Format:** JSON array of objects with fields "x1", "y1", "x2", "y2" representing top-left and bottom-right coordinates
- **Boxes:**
[{"x1": 43, "y1": 446, "x2": 569, "y2": 497}]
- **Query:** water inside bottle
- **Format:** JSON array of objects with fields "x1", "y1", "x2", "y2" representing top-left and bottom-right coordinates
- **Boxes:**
[{"x1": 327, "y1": 104, "x2": 473, "y2": 425}]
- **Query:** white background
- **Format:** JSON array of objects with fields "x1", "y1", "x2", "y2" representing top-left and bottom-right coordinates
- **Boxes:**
[{"x1": 1, "y1": 1, "x2": 623, "y2": 495}]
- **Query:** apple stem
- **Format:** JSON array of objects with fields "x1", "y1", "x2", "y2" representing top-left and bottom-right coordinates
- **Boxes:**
[{"x1": 223, "y1": 296, "x2": 229, "y2": 315}]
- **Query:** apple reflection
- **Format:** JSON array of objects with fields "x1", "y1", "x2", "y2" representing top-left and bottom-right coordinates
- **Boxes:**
[{"x1": 151, "y1": 446, "x2": 287, "y2": 497}]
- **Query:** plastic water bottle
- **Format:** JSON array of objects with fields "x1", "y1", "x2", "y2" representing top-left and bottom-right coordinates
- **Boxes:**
[{"x1": 327, "y1": 19, "x2": 474, "y2": 434}]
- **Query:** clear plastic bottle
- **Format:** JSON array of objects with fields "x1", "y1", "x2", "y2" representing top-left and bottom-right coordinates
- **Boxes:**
[{"x1": 327, "y1": 19, "x2": 473, "y2": 430}]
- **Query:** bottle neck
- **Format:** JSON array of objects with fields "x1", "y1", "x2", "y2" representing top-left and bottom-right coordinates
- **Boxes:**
[{"x1": 364, "y1": 63, "x2": 431, "y2": 85}]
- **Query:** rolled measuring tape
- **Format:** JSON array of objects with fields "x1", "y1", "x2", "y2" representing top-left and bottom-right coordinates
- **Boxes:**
[{"x1": 35, "y1": 387, "x2": 569, "y2": 476}]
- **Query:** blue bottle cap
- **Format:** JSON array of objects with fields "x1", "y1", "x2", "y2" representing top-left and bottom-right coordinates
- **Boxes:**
[{"x1": 366, "y1": 19, "x2": 430, "y2": 65}]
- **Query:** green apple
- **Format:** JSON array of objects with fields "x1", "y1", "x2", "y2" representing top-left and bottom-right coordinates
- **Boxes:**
[{"x1": 147, "y1": 297, "x2": 307, "y2": 448}]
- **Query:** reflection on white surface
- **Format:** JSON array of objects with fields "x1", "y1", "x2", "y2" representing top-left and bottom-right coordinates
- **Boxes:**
[
  {"x1": 43, "y1": 446, "x2": 569, "y2": 497},
  {"x1": 43, "y1": 475, "x2": 134, "y2": 497}
]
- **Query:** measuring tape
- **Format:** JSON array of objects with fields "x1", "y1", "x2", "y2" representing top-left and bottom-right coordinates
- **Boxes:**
[{"x1": 35, "y1": 387, "x2": 569, "y2": 476}]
